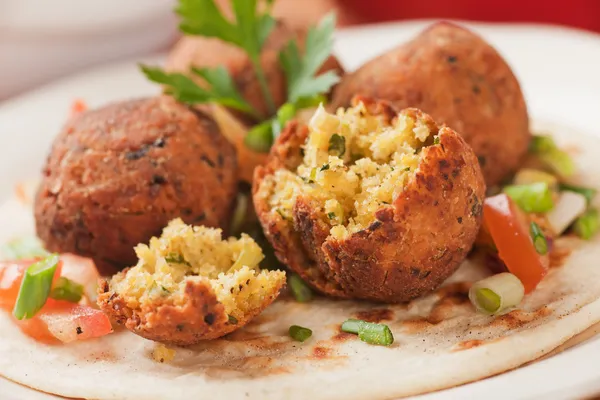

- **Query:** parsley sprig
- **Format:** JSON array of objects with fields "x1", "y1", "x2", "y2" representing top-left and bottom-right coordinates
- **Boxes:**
[{"x1": 141, "y1": 0, "x2": 340, "y2": 153}]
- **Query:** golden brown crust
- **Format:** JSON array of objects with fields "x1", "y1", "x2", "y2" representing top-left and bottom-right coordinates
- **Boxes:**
[
  {"x1": 331, "y1": 22, "x2": 530, "y2": 186},
  {"x1": 34, "y1": 96, "x2": 238, "y2": 275},
  {"x1": 166, "y1": 20, "x2": 345, "y2": 123},
  {"x1": 253, "y1": 98, "x2": 486, "y2": 302},
  {"x1": 97, "y1": 274, "x2": 285, "y2": 345}
]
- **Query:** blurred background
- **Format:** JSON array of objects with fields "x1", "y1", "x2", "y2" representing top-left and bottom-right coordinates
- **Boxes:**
[{"x1": 1, "y1": 0, "x2": 599, "y2": 100}]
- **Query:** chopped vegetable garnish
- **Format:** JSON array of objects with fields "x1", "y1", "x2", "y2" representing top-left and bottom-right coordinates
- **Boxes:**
[
  {"x1": 288, "y1": 273, "x2": 313, "y2": 302},
  {"x1": 328, "y1": 133, "x2": 346, "y2": 157},
  {"x1": 1, "y1": 236, "x2": 49, "y2": 261},
  {"x1": 230, "y1": 192, "x2": 249, "y2": 236},
  {"x1": 289, "y1": 325, "x2": 312, "y2": 342},
  {"x1": 469, "y1": 272, "x2": 525, "y2": 315},
  {"x1": 546, "y1": 191, "x2": 587, "y2": 235},
  {"x1": 340, "y1": 318, "x2": 362, "y2": 334},
  {"x1": 513, "y1": 168, "x2": 557, "y2": 187},
  {"x1": 341, "y1": 319, "x2": 394, "y2": 346},
  {"x1": 483, "y1": 194, "x2": 548, "y2": 293},
  {"x1": 272, "y1": 102, "x2": 296, "y2": 138},
  {"x1": 573, "y1": 209, "x2": 599, "y2": 240},
  {"x1": 165, "y1": 253, "x2": 190, "y2": 265},
  {"x1": 529, "y1": 222, "x2": 548, "y2": 255},
  {"x1": 49, "y1": 277, "x2": 84, "y2": 303},
  {"x1": 279, "y1": 13, "x2": 340, "y2": 104},
  {"x1": 529, "y1": 134, "x2": 575, "y2": 177},
  {"x1": 244, "y1": 120, "x2": 274, "y2": 153},
  {"x1": 503, "y1": 182, "x2": 554, "y2": 213},
  {"x1": 433, "y1": 136, "x2": 440, "y2": 145},
  {"x1": 228, "y1": 314, "x2": 238, "y2": 324},
  {"x1": 559, "y1": 183, "x2": 597, "y2": 205},
  {"x1": 12, "y1": 254, "x2": 60, "y2": 320}
]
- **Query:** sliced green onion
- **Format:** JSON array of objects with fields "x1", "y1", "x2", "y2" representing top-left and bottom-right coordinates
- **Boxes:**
[
  {"x1": 230, "y1": 192, "x2": 249, "y2": 237},
  {"x1": 341, "y1": 318, "x2": 362, "y2": 334},
  {"x1": 469, "y1": 272, "x2": 525, "y2": 315},
  {"x1": 49, "y1": 276, "x2": 84, "y2": 303},
  {"x1": 245, "y1": 121, "x2": 273, "y2": 153},
  {"x1": 341, "y1": 319, "x2": 394, "y2": 346},
  {"x1": 1, "y1": 236, "x2": 49, "y2": 260},
  {"x1": 513, "y1": 168, "x2": 558, "y2": 187},
  {"x1": 529, "y1": 135, "x2": 575, "y2": 177},
  {"x1": 289, "y1": 325, "x2": 312, "y2": 342},
  {"x1": 295, "y1": 94, "x2": 327, "y2": 109},
  {"x1": 573, "y1": 209, "x2": 599, "y2": 240},
  {"x1": 529, "y1": 222, "x2": 548, "y2": 255},
  {"x1": 165, "y1": 253, "x2": 190, "y2": 266},
  {"x1": 503, "y1": 182, "x2": 554, "y2": 213},
  {"x1": 288, "y1": 274, "x2": 313, "y2": 302},
  {"x1": 547, "y1": 191, "x2": 587, "y2": 235},
  {"x1": 12, "y1": 254, "x2": 60, "y2": 320},
  {"x1": 328, "y1": 134, "x2": 346, "y2": 157},
  {"x1": 558, "y1": 183, "x2": 597, "y2": 205}
]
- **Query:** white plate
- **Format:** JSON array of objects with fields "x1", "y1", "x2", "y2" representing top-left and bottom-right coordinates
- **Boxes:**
[{"x1": 1, "y1": 19, "x2": 600, "y2": 400}]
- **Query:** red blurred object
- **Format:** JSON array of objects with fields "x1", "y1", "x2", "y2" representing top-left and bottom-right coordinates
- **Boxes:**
[{"x1": 343, "y1": 0, "x2": 600, "y2": 33}]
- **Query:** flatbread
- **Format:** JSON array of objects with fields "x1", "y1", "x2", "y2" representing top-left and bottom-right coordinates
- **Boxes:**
[{"x1": 1, "y1": 123, "x2": 599, "y2": 400}]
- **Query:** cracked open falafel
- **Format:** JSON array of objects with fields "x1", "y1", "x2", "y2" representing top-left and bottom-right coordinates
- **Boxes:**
[{"x1": 252, "y1": 96, "x2": 486, "y2": 303}]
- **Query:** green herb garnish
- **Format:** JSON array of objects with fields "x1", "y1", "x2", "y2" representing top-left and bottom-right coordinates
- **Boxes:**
[
  {"x1": 228, "y1": 314, "x2": 238, "y2": 324},
  {"x1": 165, "y1": 253, "x2": 191, "y2": 266},
  {"x1": 529, "y1": 134, "x2": 575, "y2": 177},
  {"x1": 49, "y1": 277, "x2": 84, "y2": 303},
  {"x1": 503, "y1": 182, "x2": 554, "y2": 213},
  {"x1": 573, "y1": 209, "x2": 599, "y2": 240},
  {"x1": 1, "y1": 236, "x2": 49, "y2": 261},
  {"x1": 341, "y1": 318, "x2": 394, "y2": 346},
  {"x1": 289, "y1": 325, "x2": 312, "y2": 342},
  {"x1": 328, "y1": 134, "x2": 346, "y2": 157},
  {"x1": 288, "y1": 273, "x2": 313, "y2": 302},
  {"x1": 529, "y1": 222, "x2": 548, "y2": 255},
  {"x1": 13, "y1": 254, "x2": 60, "y2": 320},
  {"x1": 327, "y1": 212, "x2": 336, "y2": 220}
]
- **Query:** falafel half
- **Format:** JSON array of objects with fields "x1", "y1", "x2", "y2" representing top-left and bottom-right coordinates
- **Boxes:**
[
  {"x1": 34, "y1": 96, "x2": 238, "y2": 275},
  {"x1": 97, "y1": 218, "x2": 286, "y2": 345},
  {"x1": 253, "y1": 96, "x2": 486, "y2": 303}
]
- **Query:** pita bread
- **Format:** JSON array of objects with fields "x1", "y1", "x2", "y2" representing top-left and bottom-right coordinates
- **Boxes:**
[{"x1": 0, "y1": 122, "x2": 599, "y2": 400}]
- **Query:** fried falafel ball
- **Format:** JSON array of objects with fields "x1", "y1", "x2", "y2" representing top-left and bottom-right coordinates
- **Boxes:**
[
  {"x1": 34, "y1": 96, "x2": 238, "y2": 276},
  {"x1": 253, "y1": 96, "x2": 486, "y2": 303},
  {"x1": 332, "y1": 22, "x2": 530, "y2": 186},
  {"x1": 166, "y1": 20, "x2": 345, "y2": 121},
  {"x1": 98, "y1": 218, "x2": 286, "y2": 345}
]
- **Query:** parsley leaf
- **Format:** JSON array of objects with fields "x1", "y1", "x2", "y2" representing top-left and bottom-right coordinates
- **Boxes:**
[
  {"x1": 175, "y1": 0, "x2": 276, "y2": 114},
  {"x1": 140, "y1": 65, "x2": 260, "y2": 119},
  {"x1": 279, "y1": 12, "x2": 340, "y2": 103}
]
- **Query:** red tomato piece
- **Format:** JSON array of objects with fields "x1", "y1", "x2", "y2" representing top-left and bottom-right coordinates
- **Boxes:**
[{"x1": 483, "y1": 194, "x2": 549, "y2": 293}]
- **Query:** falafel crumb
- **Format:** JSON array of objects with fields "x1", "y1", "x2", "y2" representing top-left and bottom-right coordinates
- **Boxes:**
[
  {"x1": 262, "y1": 101, "x2": 437, "y2": 239},
  {"x1": 152, "y1": 344, "x2": 176, "y2": 363}
]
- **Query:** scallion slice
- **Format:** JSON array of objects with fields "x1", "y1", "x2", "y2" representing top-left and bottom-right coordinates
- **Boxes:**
[
  {"x1": 12, "y1": 254, "x2": 60, "y2": 320},
  {"x1": 529, "y1": 222, "x2": 548, "y2": 255},
  {"x1": 529, "y1": 135, "x2": 575, "y2": 177},
  {"x1": 469, "y1": 272, "x2": 525, "y2": 315},
  {"x1": 289, "y1": 325, "x2": 312, "y2": 342},
  {"x1": 503, "y1": 182, "x2": 554, "y2": 213},
  {"x1": 288, "y1": 274, "x2": 313, "y2": 302},
  {"x1": 244, "y1": 121, "x2": 274, "y2": 153},
  {"x1": 341, "y1": 319, "x2": 394, "y2": 346},
  {"x1": 558, "y1": 183, "x2": 597, "y2": 205},
  {"x1": 49, "y1": 276, "x2": 84, "y2": 303},
  {"x1": 573, "y1": 209, "x2": 599, "y2": 240}
]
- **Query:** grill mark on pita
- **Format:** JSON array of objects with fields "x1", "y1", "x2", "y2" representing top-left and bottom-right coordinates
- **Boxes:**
[
  {"x1": 354, "y1": 308, "x2": 394, "y2": 323},
  {"x1": 490, "y1": 306, "x2": 552, "y2": 330},
  {"x1": 453, "y1": 339, "x2": 485, "y2": 351},
  {"x1": 331, "y1": 330, "x2": 357, "y2": 343},
  {"x1": 312, "y1": 346, "x2": 332, "y2": 359}
]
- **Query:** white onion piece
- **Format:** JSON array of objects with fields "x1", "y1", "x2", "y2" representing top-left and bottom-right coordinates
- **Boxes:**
[
  {"x1": 547, "y1": 191, "x2": 587, "y2": 235},
  {"x1": 469, "y1": 273, "x2": 525, "y2": 315}
]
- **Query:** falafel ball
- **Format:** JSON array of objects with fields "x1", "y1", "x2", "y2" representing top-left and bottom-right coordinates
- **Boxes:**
[
  {"x1": 332, "y1": 22, "x2": 530, "y2": 186},
  {"x1": 166, "y1": 20, "x2": 345, "y2": 122},
  {"x1": 34, "y1": 96, "x2": 238, "y2": 275}
]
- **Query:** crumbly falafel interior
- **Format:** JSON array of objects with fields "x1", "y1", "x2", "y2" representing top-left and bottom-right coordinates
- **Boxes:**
[
  {"x1": 109, "y1": 218, "x2": 285, "y2": 320},
  {"x1": 261, "y1": 102, "x2": 437, "y2": 239}
]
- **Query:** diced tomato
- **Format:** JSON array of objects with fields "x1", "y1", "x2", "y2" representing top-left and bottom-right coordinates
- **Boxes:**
[
  {"x1": 70, "y1": 99, "x2": 87, "y2": 116},
  {"x1": 15, "y1": 301, "x2": 112, "y2": 344},
  {"x1": 60, "y1": 253, "x2": 101, "y2": 302},
  {"x1": 0, "y1": 259, "x2": 63, "y2": 310},
  {"x1": 483, "y1": 194, "x2": 549, "y2": 293}
]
